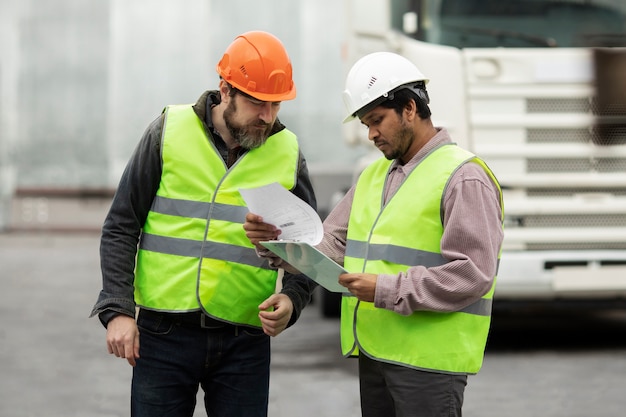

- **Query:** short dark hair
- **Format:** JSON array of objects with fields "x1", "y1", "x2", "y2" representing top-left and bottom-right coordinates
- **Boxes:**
[{"x1": 378, "y1": 84, "x2": 431, "y2": 119}]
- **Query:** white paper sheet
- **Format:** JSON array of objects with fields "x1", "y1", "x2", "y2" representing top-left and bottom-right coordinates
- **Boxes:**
[{"x1": 239, "y1": 182, "x2": 323, "y2": 245}]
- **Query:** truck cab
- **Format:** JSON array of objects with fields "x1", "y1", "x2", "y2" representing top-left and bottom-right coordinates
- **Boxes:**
[{"x1": 322, "y1": 0, "x2": 626, "y2": 316}]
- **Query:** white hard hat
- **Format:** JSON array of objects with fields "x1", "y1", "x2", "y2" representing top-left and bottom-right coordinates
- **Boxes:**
[{"x1": 342, "y1": 52, "x2": 429, "y2": 123}]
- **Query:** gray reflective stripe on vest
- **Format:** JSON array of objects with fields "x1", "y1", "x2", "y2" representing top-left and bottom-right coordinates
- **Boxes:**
[
  {"x1": 140, "y1": 233, "x2": 269, "y2": 268},
  {"x1": 346, "y1": 240, "x2": 447, "y2": 268},
  {"x1": 150, "y1": 195, "x2": 249, "y2": 223},
  {"x1": 459, "y1": 298, "x2": 492, "y2": 316},
  {"x1": 347, "y1": 239, "x2": 492, "y2": 317}
]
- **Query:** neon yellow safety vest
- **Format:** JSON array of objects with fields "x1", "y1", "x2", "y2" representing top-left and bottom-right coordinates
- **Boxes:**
[
  {"x1": 341, "y1": 144, "x2": 503, "y2": 374},
  {"x1": 135, "y1": 104, "x2": 300, "y2": 327}
]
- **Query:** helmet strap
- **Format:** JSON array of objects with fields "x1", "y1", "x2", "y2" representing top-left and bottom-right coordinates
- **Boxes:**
[{"x1": 354, "y1": 82, "x2": 429, "y2": 120}]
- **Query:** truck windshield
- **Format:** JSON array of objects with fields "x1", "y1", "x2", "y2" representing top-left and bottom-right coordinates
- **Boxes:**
[{"x1": 394, "y1": 0, "x2": 626, "y2": 47}]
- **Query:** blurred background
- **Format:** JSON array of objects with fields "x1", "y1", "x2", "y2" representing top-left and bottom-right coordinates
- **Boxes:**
[{"x1": 0, "y1": 0, "x2": 361, "y2": 232}]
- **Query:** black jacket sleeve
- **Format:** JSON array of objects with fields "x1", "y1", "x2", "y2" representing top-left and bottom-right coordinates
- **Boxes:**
[{"x1": 90, "y1": 115, "x2": 164, "y2": 327}]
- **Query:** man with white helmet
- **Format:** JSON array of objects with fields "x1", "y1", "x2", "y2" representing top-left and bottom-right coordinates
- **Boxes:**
[{"x1": 244, "y1": 51, "x2": 504, "y2": 417}]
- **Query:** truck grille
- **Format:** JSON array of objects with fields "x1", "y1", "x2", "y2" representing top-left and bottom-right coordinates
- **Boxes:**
[
  {"x1": 527, "y1": 98, "x2": 591, "y2": 114},
  {"x1": 497, "y1": 97, "x2": 626, "y2": 251},
  {"x1": 528, "y1": 127, "x2": 589, "y2": 144},
  {"x1": 527, "y1": 155, "x2": 626, "y2": 173}
]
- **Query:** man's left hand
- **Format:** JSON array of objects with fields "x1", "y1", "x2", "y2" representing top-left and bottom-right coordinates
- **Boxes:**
[
  {"x1": 339, "y1": 273, "x2": 377, "y2": 302},
  {"x1": 258, "y1": 293, "x2": 293, "y2": 337}
]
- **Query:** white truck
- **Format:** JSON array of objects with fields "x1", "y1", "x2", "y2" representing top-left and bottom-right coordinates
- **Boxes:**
[{"x1": 319, "y1": 0, "x2": 626, "y2": 316}]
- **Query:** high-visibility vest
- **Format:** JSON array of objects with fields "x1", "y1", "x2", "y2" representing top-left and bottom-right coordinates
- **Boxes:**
[
  {"x1": 135, "y1": 104, "x2": 300, "y2": 327},
  {"x1": 341, "y1": 144, "x2": 503, "y2": 374}
]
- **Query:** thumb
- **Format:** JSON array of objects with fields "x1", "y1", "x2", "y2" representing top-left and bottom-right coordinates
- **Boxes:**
[{"x1": 259, "y1": 294, "x2": 278, "y2": 311}]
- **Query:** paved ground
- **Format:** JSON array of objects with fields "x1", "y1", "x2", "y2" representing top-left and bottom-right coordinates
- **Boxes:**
[
  {"x1": 0, "y1": 232, "x2": 360, "y2": 417},
  {"x1": 2, "y1": 232, "x2": 626, "y2": 417}
]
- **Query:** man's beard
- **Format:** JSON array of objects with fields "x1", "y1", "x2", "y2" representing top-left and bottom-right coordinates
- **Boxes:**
[
  {"x1": 383, "y1": 122, "x2": 414, "y2": 161},
  {"x1": 223, "y1": 99, "x2": 273, "y2": 149}
]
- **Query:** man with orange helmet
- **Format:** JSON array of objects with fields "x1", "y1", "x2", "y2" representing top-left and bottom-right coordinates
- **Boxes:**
[
  {"x1": 244, "y1": 51, "x2": 504, "y2": 417},
  {"x1": 91, "y1": 31, "x2": 317, "y2": 417}
]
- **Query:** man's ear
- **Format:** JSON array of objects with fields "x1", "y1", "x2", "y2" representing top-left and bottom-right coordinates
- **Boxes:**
[
  {"x1": 404, "y1": 99, "x2": 417, "y2": 121},
  {"x1": 218, "y1": 80, "x2": 231, "y2": 102}
]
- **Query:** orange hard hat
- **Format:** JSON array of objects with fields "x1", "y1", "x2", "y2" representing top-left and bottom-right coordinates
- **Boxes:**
[{"x1": 216, "y1": 31, "x2": 296, "y2": 102}]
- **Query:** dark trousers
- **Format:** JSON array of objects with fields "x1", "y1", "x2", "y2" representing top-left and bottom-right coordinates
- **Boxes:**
[
  {"x1": 131, "y1": 309, "x2": 271, "y2": 417},
  {"x1": 358, "y1": 354, "x2": 467, "y2": 417}
]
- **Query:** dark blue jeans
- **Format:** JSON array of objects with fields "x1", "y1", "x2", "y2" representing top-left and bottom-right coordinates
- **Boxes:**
[{"x1": 131, "y1": 310, "x2": 271, "y2": 417}]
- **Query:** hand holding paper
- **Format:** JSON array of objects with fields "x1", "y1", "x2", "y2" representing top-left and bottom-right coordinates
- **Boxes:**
[
  {"x1": 239, "y1": 182, "x2": 323, "y2": 245},
  {"x1": 240, "y1": 183, "x2": 349, "y2": 293}
]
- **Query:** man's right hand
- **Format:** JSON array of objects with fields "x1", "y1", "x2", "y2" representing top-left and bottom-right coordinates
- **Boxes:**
[
  {"x1": 243, "y1": 212, "x2": 281, "y2": 248},
  {"x1": 106, "y1": 314, "x2": 140, "y2": 367}
]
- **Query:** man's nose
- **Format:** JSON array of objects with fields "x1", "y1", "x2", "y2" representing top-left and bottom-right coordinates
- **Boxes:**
[
  {"x1": 368, "y1": 127, "x2": 378, "y2": 142},
  {"x1": 258, "y1": 102, "x2": 273, "y2": 123}
]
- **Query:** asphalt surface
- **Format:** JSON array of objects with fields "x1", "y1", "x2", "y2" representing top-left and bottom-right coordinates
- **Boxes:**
[
  {"x1": 2, "y1": 232, "x2": 626, "y2": 417},
  {"x1": 0, "y1": 232, "x2": 360, "y2": 417}
]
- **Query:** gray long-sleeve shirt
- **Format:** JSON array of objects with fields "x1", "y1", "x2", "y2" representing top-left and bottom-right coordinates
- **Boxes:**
[{"x1": 317, "y1": 127, "x2": 504, "y2": 315}]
